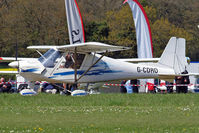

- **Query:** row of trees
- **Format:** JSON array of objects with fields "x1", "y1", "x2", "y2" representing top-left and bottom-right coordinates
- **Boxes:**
[{"x1": 0, "y1": 0, "x2": 199, "y2": 60}]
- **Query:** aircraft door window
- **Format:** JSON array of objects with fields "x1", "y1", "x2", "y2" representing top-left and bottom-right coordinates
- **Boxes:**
[
  {"x1": 65, "y1": 54, "x2": 74, "y2": 69},
  {"x1": 76, "y1": 53, "x2": 85, "y2": 69},
  {"x1": 63, "y1": 53, "x2": 85, "y2": 69}
]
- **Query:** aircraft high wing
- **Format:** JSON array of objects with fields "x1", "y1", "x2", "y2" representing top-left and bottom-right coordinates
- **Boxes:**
[
  {"x1": 117, "y1": 58, "x2": 160, "y2": 63},
  {"x1": 27, "y1": 42, "x2": 130, "y2": 53}
]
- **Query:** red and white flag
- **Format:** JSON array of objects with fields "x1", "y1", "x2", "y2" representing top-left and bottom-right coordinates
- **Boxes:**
[
  {"x1": 65, "y1": 0, "x2": 85, "y2": 44},
  {"x1": 124, "y1": 0, "x2": 154, "y2": 91}
]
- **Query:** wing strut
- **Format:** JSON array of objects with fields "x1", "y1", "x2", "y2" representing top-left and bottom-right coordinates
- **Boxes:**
[{"x1": 77, "y1": 52, "x2": 106, "y2": 82}]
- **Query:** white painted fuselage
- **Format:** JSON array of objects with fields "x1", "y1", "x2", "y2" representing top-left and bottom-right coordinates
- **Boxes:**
[{"x1": 16, "y1": 53, "x2": 174, "y2": 83}]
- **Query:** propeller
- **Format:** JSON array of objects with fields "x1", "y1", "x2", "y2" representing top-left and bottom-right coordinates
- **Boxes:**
[
  {"x1": 15, "y1": 39, "x2": 20, "y2": 73},
  {"x1": 8, "y1": 40, "x2": 20, "y2": 70}
]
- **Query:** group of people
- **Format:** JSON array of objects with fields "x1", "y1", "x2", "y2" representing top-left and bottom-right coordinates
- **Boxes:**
[
  {"x1": 120, "y1": 70, "x2": 190, "y2": 94},
  {"x1": 0, "y1": 75, "x2": 80, "y2": 95},
  {"x1": 0, "y1": 77, "x2": 12, "y2": 93},
  {"x1": 120, "y1": 79, "x2": 139, "y2": 93},
  {"x1": 41, "y1": 82, "x2": 77, "y2": 95}
]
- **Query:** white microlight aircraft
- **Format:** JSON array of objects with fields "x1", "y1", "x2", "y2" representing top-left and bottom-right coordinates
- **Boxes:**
[{"x1": 8, "y1": 37, "x2": 197, "y2": 84}]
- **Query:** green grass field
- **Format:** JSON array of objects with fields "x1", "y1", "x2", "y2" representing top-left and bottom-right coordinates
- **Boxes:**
[{"x1": 0, "y1": 93, "x2": 199, "y2": 133}]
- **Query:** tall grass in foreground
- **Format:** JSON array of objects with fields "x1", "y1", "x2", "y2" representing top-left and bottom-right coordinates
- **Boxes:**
[{"x1": 0, "y1": 93, "x2": 199, "y2": 133}]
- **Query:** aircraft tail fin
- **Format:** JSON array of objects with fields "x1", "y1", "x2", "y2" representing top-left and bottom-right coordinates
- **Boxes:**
[{"x1": 158, "y1": 37, "x2": 187, "y2": 74}]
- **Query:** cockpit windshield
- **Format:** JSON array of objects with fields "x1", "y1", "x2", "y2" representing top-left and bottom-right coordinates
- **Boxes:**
[{"x1": 38, "y1": 49, "x2": 61, "y2": 68}]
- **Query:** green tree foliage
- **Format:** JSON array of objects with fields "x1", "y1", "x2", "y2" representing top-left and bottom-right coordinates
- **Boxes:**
[
  {"x1": 106, "y1": 6, "x2": 137, "y2": 58},
  {"x1": 146, "y1": 0, "x2": 199, "y2": 60},
  {"x1": 85, "y1": 21, "x2": 109, "y2": 42},
  {"x1": 77, "y1": 0, "x2": 122, "y2": 22},
  {"x1": 0, "y1": 0, "x2": 198, "y2": 61},
  {"x1": 0, "y1": 0, "x2": 69, "y2": 57},
  {"x1": 151, "y1": 18, "x2": 193, "y2": 57},
  {"x1": 144, "y1": 6, "x2": 157, "y2": 23}
]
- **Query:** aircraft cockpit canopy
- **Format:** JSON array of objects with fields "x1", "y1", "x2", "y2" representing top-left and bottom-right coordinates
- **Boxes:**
[{"x1": 38, "y1": 49, "x2": 61, "y2": 68}]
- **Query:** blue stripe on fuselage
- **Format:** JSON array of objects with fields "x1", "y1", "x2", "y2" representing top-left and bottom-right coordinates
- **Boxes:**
[
  {"x1": 49, "y1": 69, "x2": 122, "y2": 79},
  {"x1": 53, "y1": 70, "x2": 85, "y2": 76},
  {"x1": 21, "y1": 68, "x2": 39, "y2": 72}
]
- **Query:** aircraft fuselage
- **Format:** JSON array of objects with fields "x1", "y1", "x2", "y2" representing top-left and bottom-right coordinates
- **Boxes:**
[{"x1": 17, "y1": 53, "x2": 174, "y2": 83}]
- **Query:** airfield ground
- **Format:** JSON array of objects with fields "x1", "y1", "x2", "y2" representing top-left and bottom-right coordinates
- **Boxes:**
[{"x1": 0, "y1": 93, "x2": 199, "y2": 133}]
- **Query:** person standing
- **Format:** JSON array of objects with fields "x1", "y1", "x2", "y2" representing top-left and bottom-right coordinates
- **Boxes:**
[
  {"x1": 181, "y1": 70, "x2": 190, "y2": 93},
  {"x1": 131, "y1": 79, "x2": 139, "y2": 93},
  {"x1": 125, "y1": 80, "x2": 133, "y2": 93},
  {"x1": 120, "y1": 80, "x2": 127, "y2": 93},
  {"x1": 175, "y1": 76, "x2": 183, "y2": 93}
]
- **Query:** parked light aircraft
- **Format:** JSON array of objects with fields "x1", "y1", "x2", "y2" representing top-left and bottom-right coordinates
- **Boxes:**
[
  {"x1": 8, "y1": 37, "x2": 196, "y2": 84},
  {"x1": 0, "y1": 57, "x2": 161, "y2": 75}
]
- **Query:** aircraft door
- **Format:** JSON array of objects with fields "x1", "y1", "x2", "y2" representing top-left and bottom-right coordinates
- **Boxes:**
[{"x1": 58, "y1": 53, "x2": 85, "y2": 70}]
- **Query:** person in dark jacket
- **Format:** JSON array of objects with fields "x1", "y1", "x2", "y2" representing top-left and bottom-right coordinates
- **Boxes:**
[
  {"x1": 175, "y1": 76, "x2": 183, "y2": 93},
  {"x1": 181, "y1": 70, "x2": 190, "y2": 93},
  {"x1": 175, "y1": 70, "x2": 190, "y2": 93},
  {"x1": 120, "y1": 80, "x2": 127, "y2": 93},
  {"x1": 131, "y1": 79, "x2": 139, "y2": 93}
]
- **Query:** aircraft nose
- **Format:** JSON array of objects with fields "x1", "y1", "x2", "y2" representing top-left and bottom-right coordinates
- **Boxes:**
[{"x1": 8, "y1": 61, "x2": 19, "y2": 68}]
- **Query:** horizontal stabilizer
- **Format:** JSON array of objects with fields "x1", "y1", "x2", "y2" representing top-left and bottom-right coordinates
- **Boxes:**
[
  {"x1": 0, "y1": 57, "x2": 37, "y2": 62},
  {"x1": 158, "y1": 73, "x2": 199, "y2": 82},
  {"x1": 27, "y1": 42, "x2": 130, "y2": 53},
  {"x1": 189, "y1": 73, "x2": 199, "y2": 78},
  {"x1": 159, "y1": 73, "x2": 199, "y2": 77},
  {"x1": 117, "y1": 58, "x2": 159, "y2": 63},
  {"x1": 0, "y1": 71, "x2": 18, "y2": 74}
]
